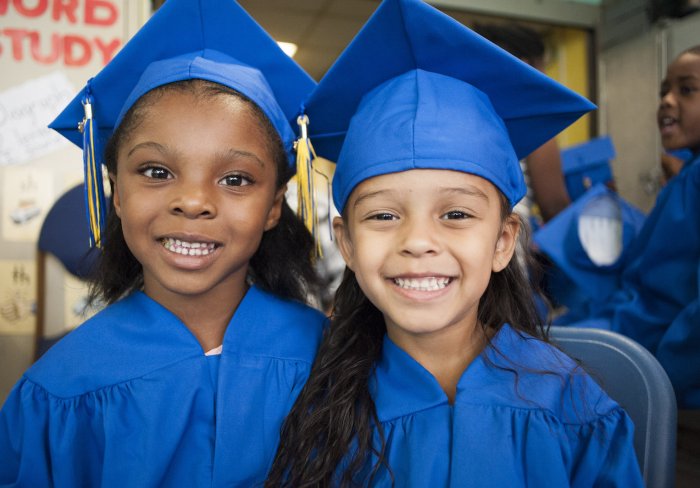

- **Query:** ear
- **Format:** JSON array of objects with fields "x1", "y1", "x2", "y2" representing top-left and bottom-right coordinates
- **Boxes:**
[
  {"x1": 110, "y1": 173, "x2": 122, "y2": 218},
  {"x1": 332, "y1": 216, "x2": 355, "y2": 270},
  {"x1": 492, "y1": 213, "x2": 520, "y2": 272},
  {"x1": 264, "y1": 184, "x2": 287, "y2": 231}
]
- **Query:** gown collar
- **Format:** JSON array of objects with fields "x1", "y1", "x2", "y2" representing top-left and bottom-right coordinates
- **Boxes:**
[
  {"x1": 371, "y1": 325, "x2": 523, "y2": 422},
  {"x1": 28, "y1": 285, "x2": 310, "y2": 397},
  {"x1": 131, "y1": 284, "x2": 267, "y2": 354}
]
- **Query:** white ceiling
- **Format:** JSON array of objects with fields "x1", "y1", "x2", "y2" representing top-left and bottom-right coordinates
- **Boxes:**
[
  {"x1": 237, "y1": 0, "x2": 597, "y2": 81},
  {"x1": 238, "y1": 0, "x2": 382, "y2": 80}
]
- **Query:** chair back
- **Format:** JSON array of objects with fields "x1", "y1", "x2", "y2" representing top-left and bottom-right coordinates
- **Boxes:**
[{"x1": 550, "y1": 326, "x2": 677, "y2": 488}]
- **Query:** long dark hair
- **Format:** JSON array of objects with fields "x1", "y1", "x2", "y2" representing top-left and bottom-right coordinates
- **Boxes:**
[
  {"x1": 266, "y1": 194, "x2": 547, "y2": 487},
  {"x1": 89, "y1": 79, "x2": 318, "y2": 305}
]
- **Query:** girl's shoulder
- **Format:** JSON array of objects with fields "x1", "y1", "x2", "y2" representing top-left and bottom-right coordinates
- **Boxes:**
[
  {"x1": 24, "y1": 288, "x2": 327, "y2": 399},
  {"x1": 23, "y1": 292, "x2": 197, "y2": 398},
  {"x1": 231, "y1": 286, "x2": 327, "y2": 363},
  {"x1": 473, "y1": 325, "x2": 621, "y2": 425}
]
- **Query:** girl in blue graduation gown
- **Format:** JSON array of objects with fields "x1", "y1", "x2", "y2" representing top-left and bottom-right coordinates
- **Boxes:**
[
  {"x1": 266, "y1": 1, "x2": 643, "y2": 486},
  {"x1": 569, "y1": 46, "x2": 700, "y2": 409},
  {"x1": 0, "y1": 1, "x2": 326, "y2": 486}
]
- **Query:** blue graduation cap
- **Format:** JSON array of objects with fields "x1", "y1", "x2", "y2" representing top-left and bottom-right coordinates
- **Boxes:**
[
  {"x1": 560, "y1": 136, "x2": 616, "y2": 201},
  {"x1": 533, "y1": 183, "x2": 646, "y2": 306},
  {"x1": 49, "y1": 0, "x2": 315, "y2": 247},
  {"x1": 301, "y1": 0, "x2": 596, "y2": 213}
]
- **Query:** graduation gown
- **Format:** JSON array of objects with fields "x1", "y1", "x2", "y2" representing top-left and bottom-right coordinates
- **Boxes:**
[
  {"x1": 580, "y1": 153, "x2": 700, "y2": 408},
  {"x1": 532, "y1": 184, "x2": 646, "y2": 324},
  {"x1": 0, "y1": 285, "x2": 325, "y2": 487},
  {"x1": 359, "y1": 325, "x2": 642, "y2": 487}
]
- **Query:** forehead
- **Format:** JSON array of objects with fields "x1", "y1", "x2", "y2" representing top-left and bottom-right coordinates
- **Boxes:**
[
  {"x1": 124, "y1": 87, "x2": 265, "y2": 140},
  {"x1": 666, "y1": 53, "x2": 700, "y2": 80},
  {"x1": 350, "y1": 169, "x2": 501, "y2": 201}
]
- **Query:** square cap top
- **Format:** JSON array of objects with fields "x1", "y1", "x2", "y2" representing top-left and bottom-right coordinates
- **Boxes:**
[
  {"x1": 302, "y1": 0, "x2": 596, "y2": 211},
  {"x1": 561, "y1": 136, "x2": 616, "y2": 173},
  {"x1": 50, "y1": 0, "x2": 316, "y2": 165}
]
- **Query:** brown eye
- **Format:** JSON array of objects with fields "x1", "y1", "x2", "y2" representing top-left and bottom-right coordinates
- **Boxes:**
[
  {"x1": 443, "y1": 210, "x2": 470, "y2": 220},
  {"x1": 219, "y1": 174, "x2": 252, "y2": 187},
  {"x1": 141, "y1": 166, "x2": 172, "y2": 179},
  {"x1": 369, "y1": 212, "x2": 397, "y2": 221}
]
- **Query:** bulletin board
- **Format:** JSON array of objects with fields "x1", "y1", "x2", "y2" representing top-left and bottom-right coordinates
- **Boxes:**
[{"x1": 0, "y1": 0, "x2": 150, "y2": 403}]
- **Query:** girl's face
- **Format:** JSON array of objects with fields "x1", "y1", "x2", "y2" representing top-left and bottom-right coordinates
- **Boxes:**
[
  {"x1": 658, "y1": 52, "x2": 700, "y2": 154},
  {"x1": 334, "y1": 169, "x2": 518, "y2": 347},
  {"x1": 112, "y1": 90, "x2": 285, "y2": 308}
]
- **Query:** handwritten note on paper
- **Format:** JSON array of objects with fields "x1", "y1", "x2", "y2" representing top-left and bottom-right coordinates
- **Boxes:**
[{"x1": 0, "y1": 72, "x2": 75, "y2": 166}]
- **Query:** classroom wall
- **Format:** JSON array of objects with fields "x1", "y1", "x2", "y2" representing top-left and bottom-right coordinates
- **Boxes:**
[
  {"x1": 546, "y1": 26, "x2": 593, "y2": 148},
  {"x1": 0, "y1": 0, "x2": 149, "y2": 403},
  {"x1": 598, "y1": 11, "x2": 700, "y2": 212}
]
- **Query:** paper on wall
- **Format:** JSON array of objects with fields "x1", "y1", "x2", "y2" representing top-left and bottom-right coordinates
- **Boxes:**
[{"x1": 0, "y1": 71, "x2": 75, "y2": 166}]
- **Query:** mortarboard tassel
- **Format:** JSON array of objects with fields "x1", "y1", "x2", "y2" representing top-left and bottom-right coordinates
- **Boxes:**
[
  {"x1": 78, "y1": 82, "x2": 107, "y2": 248},
  {"x1": 294, "y1": 114, "x2": 323, "y2": 258}
]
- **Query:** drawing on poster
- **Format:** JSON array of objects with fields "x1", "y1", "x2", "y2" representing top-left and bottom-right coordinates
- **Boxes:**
[
  {"x1": 64, "y1": 273, "x2": 102, "y2": 331},
  {"x1": 2, "y1": 167, "x2": 54, "y2": 241},
  {"x1": 0, "y1": 71, "x2": 75, "y2": 166},
  {"x1": 0, "y1": 260, "x2": 36, "y2": 335}
]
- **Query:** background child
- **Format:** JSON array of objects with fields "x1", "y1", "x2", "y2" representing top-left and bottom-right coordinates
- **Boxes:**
[
  {"x1": 568, "y1": 45, "x2": 700, "y2": 410},
  {"x1": 0, "y1": 0, "x2": 326, "y2": 486},
  {"x1": 266, "y1": 0, "x2": 642, "y2": 486}
]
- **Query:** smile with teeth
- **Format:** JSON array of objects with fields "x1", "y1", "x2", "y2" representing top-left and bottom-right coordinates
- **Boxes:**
[
  {"x1": 393, "y1": 277, "x2": 451, "y2": 291},
  {"x1": 161, "y1": 237, "x2": 217, "y2": 256},
  {"x1": 660, "y1": 116, "x2": 677, "y2": 128}
]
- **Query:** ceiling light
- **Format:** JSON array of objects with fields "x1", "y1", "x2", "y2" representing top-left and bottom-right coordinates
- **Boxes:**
[{"x1": 277, "y1": 41, "x2": 298, "y2": 58}]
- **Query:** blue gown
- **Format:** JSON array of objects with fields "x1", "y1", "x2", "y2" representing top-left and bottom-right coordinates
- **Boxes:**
[
  {"x1": 0, "y1": 285, "x2": 326, "y2": 487},
  {"x1": 576, "y1": 153, "x2": 700, "y2": 408},
  {"x1": 358, "y1": 325, "x2": 642, "y2": 487},
  {"x1": 533, "y1": 184, "x2": 646, "y2": 324}
]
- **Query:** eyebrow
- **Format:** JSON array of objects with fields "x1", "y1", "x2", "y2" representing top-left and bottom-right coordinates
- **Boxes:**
[
  {"x1": 221, "y1": 148, "x2": 266, "y2": 168},
  {"x1": 353, "y1": 189, "x2": 396, "y2": 209},
  {"x1": 352, "y1": 184, "x2": 490, "y2": 209},
  {"x1": 439, "y1": 185, "x2": 489, "y2": 201},
  {"x1": 127, "y1": 143, "x2": 266, "y2": 168},
  {"x1": 127, "y1": 141, "x2": 166, "y2": 158}
]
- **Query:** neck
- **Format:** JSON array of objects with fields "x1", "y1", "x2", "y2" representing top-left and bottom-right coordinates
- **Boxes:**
[
  {"x1": 146, "y1": 279, "x2": 249, "y2": 352},
  {"x1": 387, "y1": 321, "x2": 488, "y2": 404}
]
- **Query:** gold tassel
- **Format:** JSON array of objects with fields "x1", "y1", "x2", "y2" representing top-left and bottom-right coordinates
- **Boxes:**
[
  {"x1": 78, "y1": 89, "x2": 106, "y2": 248},
  {"x1": 295, "y1": 114, "x2": 323, "y2": 258}
]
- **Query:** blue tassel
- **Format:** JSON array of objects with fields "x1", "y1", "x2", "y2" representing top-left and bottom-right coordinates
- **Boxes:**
[{"x1": 79, "y1": 82, "x2": 106, "y2": 248}]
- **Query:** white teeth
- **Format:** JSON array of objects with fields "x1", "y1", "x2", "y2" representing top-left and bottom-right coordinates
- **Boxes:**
[
  {"x1": 661, "y1": 117, "x2": 676, "y2": 127},
  {"x1": 161, "y1": 238, "x2": 216, "y2": 256},
  {"x1": 394, "y1": 277, "x2": 450, "y2": 291}
]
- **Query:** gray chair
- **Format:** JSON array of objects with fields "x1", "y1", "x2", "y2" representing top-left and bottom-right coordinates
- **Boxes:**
[{"x1": 550, "y1": 326, "x2": 677, "y2": 488}]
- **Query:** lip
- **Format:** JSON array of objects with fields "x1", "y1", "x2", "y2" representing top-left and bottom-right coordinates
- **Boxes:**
[
  {"x1": 387, "y1": 273, "x2": 455, "y2": 301},
  {"x1": 658, "y1": 115, "x2": 678, "y2": 135},
  {"x1": 157, "y1": 233, "x2": 222, "y2": 270}
]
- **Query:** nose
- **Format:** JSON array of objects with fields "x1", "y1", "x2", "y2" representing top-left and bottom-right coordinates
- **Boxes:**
[
  {"x1": 169, "y1": 179, "x2": 216, "y2": 219},
  {"x1": 660, "y1": 89, "x2": 676, "y2": 109},
  {"x1": 399, "y1": 216, "x2": 441, "y2": 257}
]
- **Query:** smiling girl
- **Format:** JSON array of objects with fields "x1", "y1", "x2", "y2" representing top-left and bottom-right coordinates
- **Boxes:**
[
  {"x1": 266, "y1": 0, "x2": 642, "y2": 486},
  {"x1": 0, "y1": 1, "x2": 325, "y2": 486}
]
